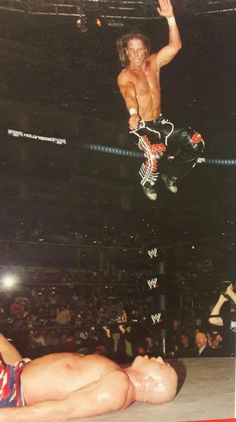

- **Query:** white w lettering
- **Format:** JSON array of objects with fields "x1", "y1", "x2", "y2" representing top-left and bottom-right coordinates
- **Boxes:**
[
  {"x1": 147, "y1": 248, "x2": 158, "y2": 259},
  {"x1": 147, "y1": 278, "x2": 159, "y2": 289},
  {"x1": 151, "y1": 313, "x2": 162, "y2": 324}
]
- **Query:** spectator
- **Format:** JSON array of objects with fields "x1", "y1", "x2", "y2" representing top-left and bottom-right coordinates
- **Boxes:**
[
  {"x1": 194, "y1": 331, "x2": 216, "y2": 357},
  {"x1": 29, "y1": 329, "x2": 46, "y2": 348},
  {"x1": 209, "y1": 282, "x2": 236, "y2": 356},
  {"x1": 145, "y1": 334, "x2": 160, "y2": 357},
  {"x1": 210, "y1": 331, "x2": 224, "y2": 356},
  {"x1": 175, "y1": 333, "x2": 195, "y2": 358},
  {"x1": 9, "y1": 298, "x2": 22, "y2": 318},
  {"x1": 55, "y1": 305, "x2": 71, "y2": 326}
]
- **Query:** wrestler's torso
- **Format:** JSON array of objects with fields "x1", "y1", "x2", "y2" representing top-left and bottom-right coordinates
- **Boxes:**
[
  {"x1": 21, "y1": 353, "x2": 131, "y2": 406},
  {"x1": 123, "y1": 54, "x2": 161, "y2": 120}
]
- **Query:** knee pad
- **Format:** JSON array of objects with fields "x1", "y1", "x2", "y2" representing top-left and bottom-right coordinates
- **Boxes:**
[
  {"x1": 190, "y1": 131, "x2": 205, "y2": 153},
  {"x1": 191, "y1": 132, "x2": 203, "y2": 144}
]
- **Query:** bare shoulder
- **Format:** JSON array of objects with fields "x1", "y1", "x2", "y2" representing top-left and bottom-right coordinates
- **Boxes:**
[
  {"x1": 64, "y1": 367, "x2": 133, "y2": 418},
  {"x1": 80, "y1": 355, "x2": 132, "y2": 404},
  {"x1": 149, "y1": 52, "x2": 158, "y2": 60},
  {"x1": 117, "y1": 68, "x2": 132, "y2": 85},
  {"x1": 148, "y1": 52, "x2": 158, "y2": 67},
  {"x1": 102, "y1": 368, "x2": 133, "y2": 408}
]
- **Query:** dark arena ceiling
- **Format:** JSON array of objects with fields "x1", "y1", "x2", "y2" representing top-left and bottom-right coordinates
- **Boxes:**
[
  {"x1": 0, "y1": 0, "x2": 235, "y2": 290},
  {"x1": 1, "y1": 0, "x2": 236, "y2": 17}
]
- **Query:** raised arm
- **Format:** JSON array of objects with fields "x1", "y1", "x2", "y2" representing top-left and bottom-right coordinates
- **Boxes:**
[
  {"x1": 225, "y1": 282, "x2": 236, "y2": 305},
  {"x1": 0, "y1": 333, "x2": 22, "y2": 364},
  {"x1": 208, "y1": 294, "x2": 228, "y2": 326},
  {"x1": 209, "y1": 282, "x2": 236, "y2": 326},
  {"x1": 156, "y1": 0, "x2": 182, "y2": 69},
  {"x1": 117, "y1": 72, "x2": 140, "y2": 130}
]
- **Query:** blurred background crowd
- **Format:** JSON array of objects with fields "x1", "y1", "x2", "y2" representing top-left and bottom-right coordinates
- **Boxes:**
[{"x1": 1, "y1": 277, "x2": 234, "y2": 362}]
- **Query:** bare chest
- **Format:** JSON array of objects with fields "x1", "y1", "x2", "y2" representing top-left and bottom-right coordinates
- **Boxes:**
[
  {"x1": 22, "y1": 357, "x2": 99, "y2": 404},
  {"x1": 22, "y1": 354, "x2": 119, "y2": 405},
  {"x1": 131, "y1": 68, "x2": 159, "y2": 96}
]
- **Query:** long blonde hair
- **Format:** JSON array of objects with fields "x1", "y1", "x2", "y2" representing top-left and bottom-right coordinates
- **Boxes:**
[{"x1": 116, "y1": 32, "x2": 151, "y2": 67}]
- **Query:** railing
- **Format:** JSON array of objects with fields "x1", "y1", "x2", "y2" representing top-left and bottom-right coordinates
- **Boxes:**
[{"x1": 0, "y1": 0, "x2": 235, "y2": 18}]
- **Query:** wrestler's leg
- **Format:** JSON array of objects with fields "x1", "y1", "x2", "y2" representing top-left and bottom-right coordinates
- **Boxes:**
[
  {"x1": 129, "y1": 126, "x2": 166, "y2": 200},
  {"x1": 159, "y1": 125, "x2": 205, "y2": 192},
  {"x1": 0, "y1": 332, "x2": 22, "y2": 364}
]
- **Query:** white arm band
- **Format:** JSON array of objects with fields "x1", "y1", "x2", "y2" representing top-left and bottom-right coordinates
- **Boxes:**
[
  {"x1": 129, "y1": 108, "x2": 138, "y2": 116},
  {"x1": 167, "y1": 16, "x2": 176, "y2": 26}
]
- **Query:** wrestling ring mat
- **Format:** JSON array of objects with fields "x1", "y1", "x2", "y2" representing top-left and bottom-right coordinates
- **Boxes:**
[{"x1": 70, "y1": 358, "x2": 235, "y2": 422}]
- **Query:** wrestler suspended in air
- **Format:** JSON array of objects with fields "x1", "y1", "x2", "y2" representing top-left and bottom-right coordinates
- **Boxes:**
[{"x1": 117, "y1": 0, "x2": 205, "y2": 200}]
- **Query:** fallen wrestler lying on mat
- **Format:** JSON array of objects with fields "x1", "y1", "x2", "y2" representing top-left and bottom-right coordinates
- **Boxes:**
[{"x1": 0, "y1": 332, "x2": 177, "y2": 421}]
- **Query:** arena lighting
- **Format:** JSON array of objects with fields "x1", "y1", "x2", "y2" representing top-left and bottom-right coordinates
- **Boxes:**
[
  {"x1": 96, "y1": 17, "x2": 102, "y2": 28},
  {"x1": 0, "y1": 273, "x2": 20, "y2": 290},
  {"x1": 76, "y1": 15, "x2": 88, "y2": 32}
]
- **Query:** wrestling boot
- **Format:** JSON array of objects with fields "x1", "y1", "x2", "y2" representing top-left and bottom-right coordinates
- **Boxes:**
[
  {"x1": 143, "y1": 183, "x2": 157, "y2": 201},
  {"x1": 161, "y1": 174, "x2": 178, "y2": 193}
]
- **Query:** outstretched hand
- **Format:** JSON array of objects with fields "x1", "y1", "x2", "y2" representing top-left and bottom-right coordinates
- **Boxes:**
[
  {"x1": 219, "y1": 294, "x2": 228, "y2": 304},
  {"x1": 225, "y1": 282, "x2": 235, "y2": 297},
  {"x1": 157, "y1": 0, "x2": 174, "y2": 18}
]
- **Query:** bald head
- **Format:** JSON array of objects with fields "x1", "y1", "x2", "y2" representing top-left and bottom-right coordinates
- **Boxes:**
[{"x1": 131, "y1": 356, "x2": 178, "y2": 404}]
